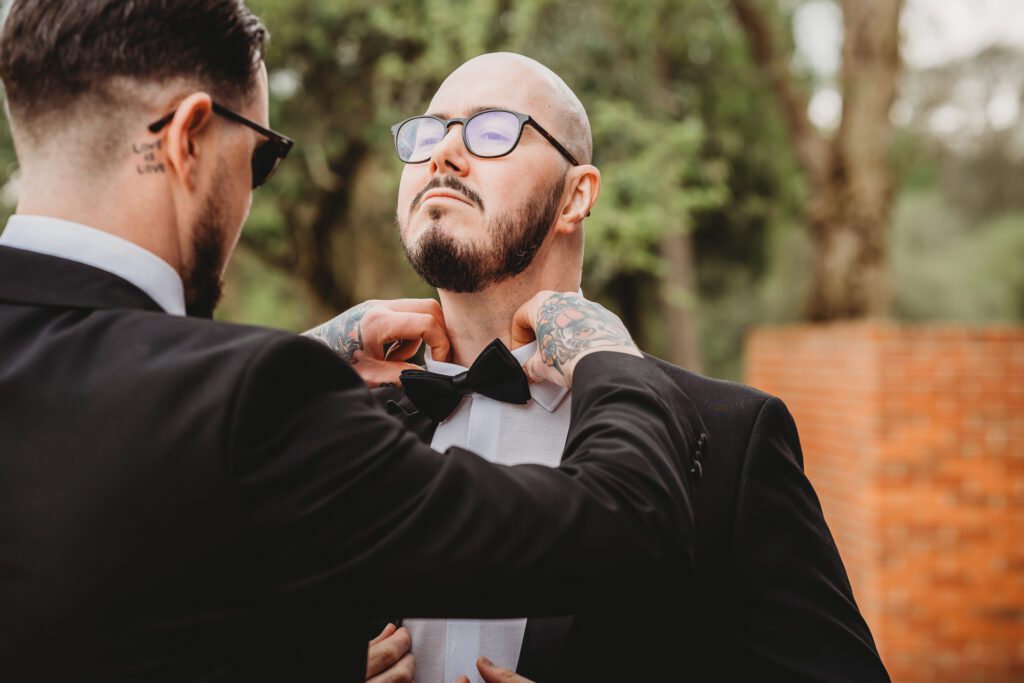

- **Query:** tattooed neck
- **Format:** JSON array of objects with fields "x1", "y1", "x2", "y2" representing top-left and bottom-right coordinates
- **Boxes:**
[{"x1": 303, "y1": 302, "x2": 369, "y2": 364}]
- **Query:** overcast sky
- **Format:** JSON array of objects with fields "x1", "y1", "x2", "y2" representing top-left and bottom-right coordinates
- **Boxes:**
[
  {"x1": 794, "y1": 0, "x2": 1024, "y2": 130},
  {"x1": 795, "y1": 0, "x2": 1024, "y2": 75}
]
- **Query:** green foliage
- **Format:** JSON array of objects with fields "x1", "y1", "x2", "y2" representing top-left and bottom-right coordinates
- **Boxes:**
[
  {"x1": 240, "y1": 0, "x2": 752, "y2": 355},
  {"x1": 892, "y1": 191, "x2": 1024, "y2": 321},
  {"x1": 1, "y1": 1, "x2": 1016, "y2": 380}
]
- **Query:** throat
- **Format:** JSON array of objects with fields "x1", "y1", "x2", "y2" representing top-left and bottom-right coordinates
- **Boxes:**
[{"x1": 439, "y1": 289, "x2": 525, "y2": 367}]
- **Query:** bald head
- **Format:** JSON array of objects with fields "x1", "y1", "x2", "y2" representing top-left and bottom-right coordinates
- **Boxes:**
[{"x1": 430, "y1": 52, "x2": 593, "y2": 165}]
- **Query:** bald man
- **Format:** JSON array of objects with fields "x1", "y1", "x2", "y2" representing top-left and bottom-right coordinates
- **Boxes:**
[{"x1": 309, "y1": 53, "x2": 891, "y2": 682}]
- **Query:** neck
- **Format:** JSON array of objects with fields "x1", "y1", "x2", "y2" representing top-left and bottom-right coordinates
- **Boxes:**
[
  {"x1": 15, "y1": 164, "x2": 184, "y2": 273},
  {"x1": 438, "y1": 258, "x2": 581, "y2": 367}
]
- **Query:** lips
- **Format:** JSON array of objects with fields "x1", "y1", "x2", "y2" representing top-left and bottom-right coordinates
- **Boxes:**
[{"x1": 421, "y1": 190, "x2": 473, "y2": 206}]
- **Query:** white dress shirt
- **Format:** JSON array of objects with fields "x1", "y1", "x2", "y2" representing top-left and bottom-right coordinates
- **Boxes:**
[
  {"x1": 0, "y1": 214, "x2": 186, "y2": 315},
  {"x1": 405, "y1": 342, "x2": 572, "y2": 683}
]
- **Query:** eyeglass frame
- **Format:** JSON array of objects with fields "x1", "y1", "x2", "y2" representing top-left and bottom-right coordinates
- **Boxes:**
[
  {"x1": 390, "y1": 109, "x2": 580, "y2": 167},
  {"x1": 147, "y1": 101, "x2": 295, "y2": 189}
]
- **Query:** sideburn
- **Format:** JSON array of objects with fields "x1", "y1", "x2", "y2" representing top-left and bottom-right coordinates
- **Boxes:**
[{"x1": 184, "y1": 199, "x2": 229, "y2": 319}]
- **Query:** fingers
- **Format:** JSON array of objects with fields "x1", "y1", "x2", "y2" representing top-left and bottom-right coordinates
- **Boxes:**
[
  {"x1": 384, "y1": 339, "x2": 423, "y2": 362},
  {"x1": 360, "y1": 303, "x2": 450, "y2": 363},
  {"x1": 367, "y1": 652, "x2": 414, "y2": 683},
  {"x1": 369, "y1": 622, "x2": 396, "y2": 647},
  {"x1": 477, "y1": 656, "x2": 533, "y2": 682},
  {"x1": 350, "y1": 357, "x2": 423, "y2": 388},
  {"x1": 522, "y1": 351, "x2": 553, "y2": 386},
  {"x1": 367, "y1": 653, "x2": 414, "y2": 683},
  {"x1": 366, "y1": 626, "x2": 412, "y2": 680}
]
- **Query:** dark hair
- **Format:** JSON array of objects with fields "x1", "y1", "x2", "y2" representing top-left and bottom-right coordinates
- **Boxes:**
[{"x1": 0, "y1": 0, "x2": 268, "y2": 121}]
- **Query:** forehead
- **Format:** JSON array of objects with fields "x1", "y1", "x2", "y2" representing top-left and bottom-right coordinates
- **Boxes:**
[{"x1": 426, "y1": 60, "x2": 556, "y2": 122}]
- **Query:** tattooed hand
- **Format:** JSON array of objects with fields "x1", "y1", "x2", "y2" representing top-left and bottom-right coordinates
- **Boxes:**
[
  {"x1": 303, "y1": 299, "x2": 450, "y2": 387},
  {"x1": 511, "y1": 291, "x2": 641, "y2": 388}
]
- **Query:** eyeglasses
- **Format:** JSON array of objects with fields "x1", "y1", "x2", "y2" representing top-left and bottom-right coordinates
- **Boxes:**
[
  {"x1": 148, "y1": 102, "x2": 294, "y2": 189},
  {"x1": 390, "y1": 109, "x2": 580, "y2": 166}
]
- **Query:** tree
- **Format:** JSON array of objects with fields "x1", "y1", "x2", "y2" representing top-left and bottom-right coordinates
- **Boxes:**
[
  {"x1": 245, "y1": 0, "x2": 734, "y2": 364},
  {"x1": 730, "y1": 0, "x2": 904, "y2": 320}
]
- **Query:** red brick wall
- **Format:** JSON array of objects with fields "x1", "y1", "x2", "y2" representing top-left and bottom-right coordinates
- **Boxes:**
[{"x1": 746, "y1": 323, "x2": 1024, "y2": 683}]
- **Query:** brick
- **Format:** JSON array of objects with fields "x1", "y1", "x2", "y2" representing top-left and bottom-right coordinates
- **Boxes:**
[{"x1": 746, "y1": 323, "x2": 1024, "y2": 683}]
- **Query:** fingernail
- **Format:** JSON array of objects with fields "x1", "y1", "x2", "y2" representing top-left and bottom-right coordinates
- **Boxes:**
[{"x1": 480, "y1": 657, "x2": 494, "y2": 668}]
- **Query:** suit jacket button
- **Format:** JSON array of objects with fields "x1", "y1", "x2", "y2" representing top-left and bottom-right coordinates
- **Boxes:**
[
  {"x1": 691, "y1": 460, "x2": 703, "y2": 480},
  {"x1": 699, "y1": 432, "x2": 709, "y2": 450}
]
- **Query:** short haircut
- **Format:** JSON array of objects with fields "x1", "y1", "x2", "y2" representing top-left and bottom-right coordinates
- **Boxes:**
[{"x1": 0, "y1": 0, "x2": 268, "y2": 125}]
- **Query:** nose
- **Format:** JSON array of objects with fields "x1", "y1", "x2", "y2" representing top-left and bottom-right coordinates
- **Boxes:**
[{"x1": 428, "y1": 122, "x2": 470, "y2": 177}]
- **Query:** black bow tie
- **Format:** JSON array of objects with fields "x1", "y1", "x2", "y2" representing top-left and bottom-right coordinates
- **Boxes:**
[{"x1": 400, "y1": 339, "x2": 531, "y2": 422}]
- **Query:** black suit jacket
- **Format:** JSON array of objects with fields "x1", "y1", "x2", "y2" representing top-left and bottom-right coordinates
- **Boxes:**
[
  {"x1": 0, "y1": 245, "x2": 704, "y2": 682},
  {"x1": 373, "y1": 360, "x2": 891, "y2": 681}
]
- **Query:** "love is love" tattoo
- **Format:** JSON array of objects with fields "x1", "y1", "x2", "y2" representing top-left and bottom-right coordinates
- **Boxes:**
[{"x1": 133, "y1": 140, "x2": 165, "y2": 175}]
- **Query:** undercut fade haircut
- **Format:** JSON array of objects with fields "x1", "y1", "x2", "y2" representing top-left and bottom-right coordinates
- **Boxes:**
[{"x1": 0, "y1": 0, "x2": 268, "y2": 123}]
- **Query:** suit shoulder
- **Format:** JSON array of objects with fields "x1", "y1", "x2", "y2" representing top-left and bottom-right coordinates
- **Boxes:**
[
  {"x1": 116, "y1": 311, "x2": 334, "y2": 364},
  {"x1": 644, "y1": 355, "x2": 779, "y2": 420},
  {"x1": 88, "y1": 310, "x2": 356, "y2": 401}
]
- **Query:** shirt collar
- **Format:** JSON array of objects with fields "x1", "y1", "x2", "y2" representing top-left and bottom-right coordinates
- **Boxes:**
[
  {"x1": 0, "y1": 215, "x2": 186, "y2": 316},
  {"x1": 425, "y1": 341, "x2": 570, "y2": 413}
]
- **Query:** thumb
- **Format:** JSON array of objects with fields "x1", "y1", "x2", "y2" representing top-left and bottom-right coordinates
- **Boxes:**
[
  {"x1": 477, "y1": 656, "x2": 530, "y2": 682},
  {"x1": 510, "y1": 291, "x2": 550, "y2": 350}
]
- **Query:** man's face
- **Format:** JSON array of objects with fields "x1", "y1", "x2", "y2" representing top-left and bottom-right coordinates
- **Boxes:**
[
  {"x1": 183, "y1": 64, "x2": 269, "y2": 317},
  {"x1": 395, "y1": 61, "x2": 569, "y2": 293}
]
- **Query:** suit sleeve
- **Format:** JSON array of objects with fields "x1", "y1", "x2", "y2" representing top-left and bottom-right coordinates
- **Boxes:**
[
  {"x1": 730, "y1": 397, "x2": 890, "y2": 681},
  {"x1": 227, "y1": 336, "x2": 697, "y2": 618}
]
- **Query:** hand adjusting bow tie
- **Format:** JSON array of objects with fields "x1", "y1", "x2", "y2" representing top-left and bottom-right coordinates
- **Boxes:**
[{"x1": 400, "y1": 339, "x2": 531, "y2": 422}]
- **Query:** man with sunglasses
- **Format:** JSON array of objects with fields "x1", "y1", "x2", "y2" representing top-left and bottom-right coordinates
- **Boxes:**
[
  {"x1": 337, "y1": 52, "x2": 890, "y2": 682},
  {"x1": 0, "y1": 3, "x2": 708, "y2": 681}
]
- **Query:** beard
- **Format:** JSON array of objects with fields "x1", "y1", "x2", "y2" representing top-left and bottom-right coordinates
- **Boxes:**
[
  {"x1": 399, "y1": 171, "x2": 566, "y2": 293},
  {"x1": 183, "y1": 182, "x2": 230, "y2": 319}
]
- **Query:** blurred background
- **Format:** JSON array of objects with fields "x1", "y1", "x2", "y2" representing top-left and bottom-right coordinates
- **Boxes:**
[
  {"x1": 1, "y1": 0, "x2": 1021, "y2": 680},
  {"x1": 1, "y1": 0, "x2": 1018, "y2": 380}
]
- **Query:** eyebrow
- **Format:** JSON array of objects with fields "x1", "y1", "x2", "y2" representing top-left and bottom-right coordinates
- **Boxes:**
[{"x1": 424, "y1": 105, "x2": 506, "y2": 120}]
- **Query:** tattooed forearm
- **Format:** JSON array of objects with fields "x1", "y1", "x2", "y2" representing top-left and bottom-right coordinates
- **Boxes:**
[
  {"x1": 303, "y1": 302, "x2": 369, "y2": 363},
  {"x1": 535, "y1": 293, "x2": 638, "y2": 375}
]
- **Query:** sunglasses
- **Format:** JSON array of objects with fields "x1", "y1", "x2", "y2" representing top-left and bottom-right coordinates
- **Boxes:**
[
  {"x1": 390, "y1": 109, "x2": 579, "y2": 166},
  {"x1": 148, "y1": 102, "x2": 294, "y2": 189}
]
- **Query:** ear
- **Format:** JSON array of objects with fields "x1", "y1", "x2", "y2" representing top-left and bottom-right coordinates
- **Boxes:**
[
  {"x1": 554, "y1": 164, "x2": 601, "y2": 235},
  {"x1": 161, "y1": 92, "x2": 215, "y2": 192}
]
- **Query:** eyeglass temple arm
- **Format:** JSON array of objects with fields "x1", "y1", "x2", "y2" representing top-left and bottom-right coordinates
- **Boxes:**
[
  {"x1": 527, "y1": 118, "x2": 590, "y2": 215},
  {"x1": 147, "y1": 103, "x2": 293, "y2": 147},
  {"x1": 526, "y1": 119, "x2": 580, "y2": 166}
]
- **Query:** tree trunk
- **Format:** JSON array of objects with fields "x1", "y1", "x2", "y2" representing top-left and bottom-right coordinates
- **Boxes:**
[
  {"x1": 660, "y1": 230, "x2": 704, "y2": 371},
  {"x1": 653, "y1": 13, "x2": 703, "y2": 370},
  {"x1": 731, "y1": 0, "x2": 903, "y2": 321}
]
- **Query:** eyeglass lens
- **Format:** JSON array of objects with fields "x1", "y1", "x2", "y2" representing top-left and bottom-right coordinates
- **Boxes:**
[
  {"x1": 251, "y1": 141, "x2": 284, "y2": 189},
  {"x1": 396, "y1": 110, "x2": 522, "y2": 163}
]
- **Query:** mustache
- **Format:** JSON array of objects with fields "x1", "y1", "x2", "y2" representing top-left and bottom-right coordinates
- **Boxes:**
[{"x1": 410, "y1": 176, "x2": 484, "y2": 214}]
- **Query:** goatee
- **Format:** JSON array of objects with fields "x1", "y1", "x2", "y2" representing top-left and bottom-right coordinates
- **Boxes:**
[{"x1": 401, "y1": 170, "x2": 566, "y2": 293}]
